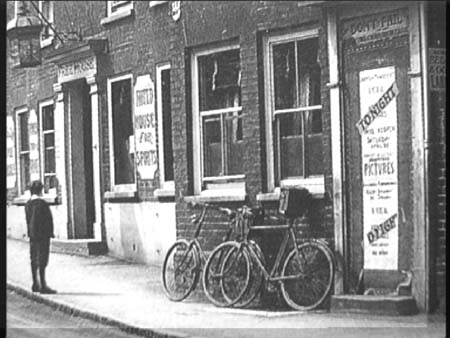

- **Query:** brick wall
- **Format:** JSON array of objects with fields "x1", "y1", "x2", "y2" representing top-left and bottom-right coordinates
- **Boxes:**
[{"x1": 168, "y1": 1, "x2": 333, "y2": 252}]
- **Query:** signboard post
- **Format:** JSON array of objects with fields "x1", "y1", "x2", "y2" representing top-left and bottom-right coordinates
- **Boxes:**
[
  {"x1": 359, "y1": 66, "x2": 399, "y2": 270},
  {"x1": 134, "y1": 75, "x2": 157, "y2": 180}
]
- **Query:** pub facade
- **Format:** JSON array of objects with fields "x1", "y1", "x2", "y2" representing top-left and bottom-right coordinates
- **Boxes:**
[{"x1": 6, "y1": 1, "x2": 446, "y2": 313}]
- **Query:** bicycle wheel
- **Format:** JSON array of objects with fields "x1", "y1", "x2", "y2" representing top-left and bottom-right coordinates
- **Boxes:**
[
  {"x1": 203, "y1": 241, "x2": 250, "y2": 307},
  {"x1": 280, "y1": 241, "x2": 334, "y2": 311},
  {"x1": 162, "y1": 239, "x2": 200, "y2": 301},
  {"x1": 228, "y1": 240, "x2": 264, "y2": 308}
]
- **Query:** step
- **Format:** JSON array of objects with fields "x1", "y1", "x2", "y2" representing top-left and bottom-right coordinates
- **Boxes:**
[
  {"x1": 51, "y1": 239, "x2": 108, "y2": 256},
  {"x1": 330, "y1": 294, "x2": 418, "y2": 316}
]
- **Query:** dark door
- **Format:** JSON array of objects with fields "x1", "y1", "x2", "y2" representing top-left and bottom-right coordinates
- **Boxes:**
[
  {"x1": 66, "y1": 79, "x2": 95, "y2": 239},
  {"x1": 340, "y1": 7, "x2": 413, "y2": 293}
]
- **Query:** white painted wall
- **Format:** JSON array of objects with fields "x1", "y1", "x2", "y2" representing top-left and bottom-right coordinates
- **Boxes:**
[
  {"x1": 104, "y1": 201, "x2": 176, "y2": 265},
  {"x1": 6, "y1": 204, "x2": 69, "y2": 240}
]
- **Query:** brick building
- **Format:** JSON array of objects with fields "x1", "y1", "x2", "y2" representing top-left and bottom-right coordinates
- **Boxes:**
[{"x1": 6, "y1": 1, "x2": 446, "y2": 313}]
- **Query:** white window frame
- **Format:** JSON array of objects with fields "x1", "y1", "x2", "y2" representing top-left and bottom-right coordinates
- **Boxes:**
[
  {"x1": 107, "y1": 73, "x2": 136, "y2": 193},
  {"x1": 191, "y1": 43, "x2": 245, "y2": 196},
  {"x1": 107, "y1": 0, "x2": 133, "y2": 16},
  {"x1": 156, "y1": 63, "x2": 174, "y2": 193},
  {"x1": 38, "y1": 99, "x2": 57, "y2": 196},
  {"x1": 38, "y1": 1, "x2": 54, "y2": 48},
  {"x1": 263, "y1": 28, "x2": 325, "y2": 194},
  {"x1": 149, "y1": 1, "x2": 167, "y2": 7},
  {"x1": 16, "y1": 107, "x2": 30, "y2": 196}
]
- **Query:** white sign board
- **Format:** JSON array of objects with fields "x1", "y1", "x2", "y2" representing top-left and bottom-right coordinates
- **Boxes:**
[
  {"x1": 29, "y1": 110, "x2": 40, "y2": 181},
  {"x1": 429, "y1": 48, "x2": 445, "y2": 92},
  {"x1": 134, "y1": 75, "x2": 157, "y2": 180},
  {"x1": 359, "y1": 66, "x2": 398, "y2": 270},
  {"x1": 7, "y1": 116, "x2": 16, "y2": 189}
]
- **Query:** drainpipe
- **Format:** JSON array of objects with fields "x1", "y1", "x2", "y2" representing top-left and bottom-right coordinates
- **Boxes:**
[{"x1": 419, "y1": 1, "x2": 430, "y2": 312}]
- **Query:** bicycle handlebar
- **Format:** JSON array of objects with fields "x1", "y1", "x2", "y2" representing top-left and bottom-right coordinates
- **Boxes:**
[{"x1": 187, "y1": 201, "x2": 235, "y2": 217}]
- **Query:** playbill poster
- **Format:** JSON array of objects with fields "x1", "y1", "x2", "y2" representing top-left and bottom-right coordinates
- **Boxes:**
[{"x1": 359, "y1": 66, "x2": 398, "y2": 270}]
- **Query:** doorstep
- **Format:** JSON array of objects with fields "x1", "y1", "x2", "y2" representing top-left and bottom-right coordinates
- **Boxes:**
[
  {"x1": 50, "y1": 239, "x2": 108, "y2": 256},
  {"x1": 330, "y1": 294, "x2": 418, "y2": 316}
]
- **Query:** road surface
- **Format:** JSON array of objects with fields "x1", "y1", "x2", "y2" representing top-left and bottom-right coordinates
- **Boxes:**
[{"x1": 7, "y1": 290, "x2": 144, "y2": 338}]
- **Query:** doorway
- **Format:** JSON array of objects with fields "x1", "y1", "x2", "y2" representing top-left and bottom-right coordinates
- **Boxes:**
[{"x1": 64, "y1": 79, "x2": 95, "y2": 239}]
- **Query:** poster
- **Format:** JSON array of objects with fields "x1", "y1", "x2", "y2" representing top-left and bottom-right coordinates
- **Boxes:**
[
  {"x1": 134, "y1": 75, "x2": 157, "y2": 180},
  {"x1": 29, "y1": 110, "x2": 40, "y2": 181},
  {"x1": 429, "y1": 48, "x2": 445, "y2": 92},
  {"x1": 359, "y1": 66, "x2": 398, "y2": 270},
  {"x1": 7, "y1": 116, "x2": 16, "y2": 189}
]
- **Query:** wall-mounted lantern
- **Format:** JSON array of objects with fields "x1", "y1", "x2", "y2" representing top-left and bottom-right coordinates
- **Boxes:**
[{"x1": 7, "y1": 2, "x2": 44, "y2": 68}]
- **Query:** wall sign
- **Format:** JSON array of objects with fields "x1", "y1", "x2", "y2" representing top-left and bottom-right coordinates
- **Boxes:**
[
  {"x1": 134, "y1": 75, "x2": 157, "y2": 180},
  {"x1": 342, "y1": 8, "x2": 408, "y2": 51},
  {"x1": 360, "y1": 66, "x2": 398, "y2": 270},
  {"x1": 170, "y1": 1, "x2": 181, "y2": 22},
  {"x1": 429, "y1": 48, "x2": 446, "y2": 92},
  {"x1": 7, "y1": 116, "x2": 16, "y2": 189},
  {"x1": 29, "y1": 110, "x2": 40, "y2": 181},
  {"x1": 57, "y1": 56, "x2": 96, "y2": 83}
]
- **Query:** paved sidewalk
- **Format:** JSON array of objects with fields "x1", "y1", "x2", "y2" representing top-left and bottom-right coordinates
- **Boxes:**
[{"x1": 7, "y1": 238, "x2": 445, "y2": 338}]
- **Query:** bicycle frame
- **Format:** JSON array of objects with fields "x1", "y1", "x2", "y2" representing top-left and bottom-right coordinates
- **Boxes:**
[{"x1": 243, "y1": 218, "x2": 307, "y2": 282}]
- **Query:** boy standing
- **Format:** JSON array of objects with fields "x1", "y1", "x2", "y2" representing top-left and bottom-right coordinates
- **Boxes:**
[{"x1": 25, "y1": 180, "x2": 57, "y2": 294}]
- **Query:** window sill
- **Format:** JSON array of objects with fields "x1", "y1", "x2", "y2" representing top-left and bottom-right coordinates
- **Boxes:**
[
  {"x1": 12, "y1": 195, "x2": 59, "y2": 206},
  {"x1": 104, "y1": 190, "x2": 138, "y2": 203},
  {"x1": 184, "y1": 189, "x2": 246, "y2": 203},
  {"x1": 149, "y1": 1, "x2": 168, "y2": 7},
  {"x1": 40, "y1": 37, "x2": 53, "y2": 49},
  {"x1": 257, "y1": 179, "x2": 325, "y2": 201},
  {"x1": 154, "y1": 188, "x2": 175, "y2": 201},
  {"x1": 101, "y1": 8, "x2": 134, "y2": 25}
]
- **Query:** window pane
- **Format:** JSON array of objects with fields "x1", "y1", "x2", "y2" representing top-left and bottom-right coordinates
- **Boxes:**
[
  {"x1": 225, "y1": 112, "x2": 243, "y2": 175},
  {"x1": 112, "y1": 79, "x2": 135, "y2": 185},
  {"x1": 309, "y1": 110, "x2": 322, "y2": 134},
  {"x1": 278, "y1": 113, "x2": 303, "y2": 179},
  {"x1": 42, "y1": 105, "x2": 54, "y2": 130},
  {"x1": 273, "y1": 42, "x2": 296, "y2": 110},
  {"x1": 44, "y1": 175, "x2": 57, "y2": 193},
  {"x1": 202, "y1": 116, "x2": 222, "y2": 177},
  {"x1": 161, "y1": 69, "x2": 174, "y2": 181},
  {"x1": 19, "y1": 112, "x2": 29, "y2": 151},
  {"x1": 20, "y1": 153, "x2": 30, "y2": 193},
  {"x1": 198, "y1": 49, "x2": 241, "y2": 111},
  {"x1": 305, "y1": 110, "x2": 323, "y2": 176},
  {"x1": 44, "y1": 133, "x2": 54, "y2": 148},
  {"x1": 45, "y1": 149, "x2": 55, "y2": 173},
  {"x1": 297, "y1": 38, "x2": 321, "y2": 107}
]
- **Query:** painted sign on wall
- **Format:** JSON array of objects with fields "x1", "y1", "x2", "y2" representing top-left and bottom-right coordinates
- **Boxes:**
[
  {"x1": 359, "y1": 66, "x2": 398, "y2": 270},
  {"x1": 29, "y1": 110, "x2": 40, "y2": 181},
  {"x1": 7, "y1": 116, "x2": 16, "y2": 189},
  {"x1": 429, "y1": 48, "x2": 446, "y2": 92},
  {"x1": 134, "y1": 75, "x2": 157, "y2": 180},
  {"x1": 342, "y1": 8, "x2": 408, "y2": 51}
]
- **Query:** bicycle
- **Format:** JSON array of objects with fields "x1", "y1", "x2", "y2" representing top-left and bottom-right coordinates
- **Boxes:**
[
  {"x1": 204, "y1": 188, "x2": 335, "y2": 311},
  {"x1": 201, "y1": 206, "x2": 265, "y2": 308},
  {"x1": 161, "y1": 201, "x2": 250, "y2": 305}
]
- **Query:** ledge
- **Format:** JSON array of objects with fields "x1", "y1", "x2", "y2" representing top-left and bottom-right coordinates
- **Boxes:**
[
  {"x1": 100, "y1": 8, "x2": 134, "y2": 26},
  {"x1": 257, "y1": 190, "x2": 324, "y2": 202},
  {"x1": 154, "y1": 188, "x2": 175, "y2": 198},
  {"x1": 184, "y1": 190, "x2": 246, "y2": 203},
  {"x1": 104, "y1": 190, "x2": 138, "y2": 203},
  {"x1": 12, "y1": 195, "x2": 59, "y2": 206}
]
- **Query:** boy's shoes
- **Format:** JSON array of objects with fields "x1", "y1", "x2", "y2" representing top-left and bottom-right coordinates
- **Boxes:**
[
  {"x1": 40, "y1": 286, "x2": 57, "y2": 294},
  {"x1": 31, "y1": 284, "x2": 40, "y2": 292}
]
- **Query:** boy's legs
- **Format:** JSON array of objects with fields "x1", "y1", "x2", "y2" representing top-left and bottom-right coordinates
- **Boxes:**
[
  {"x1": 38, "y1": 238, "x2": 56, "y2": 294},
  {"x1": 29, "y1": 240, "x2": 40, "y2": 292}
]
